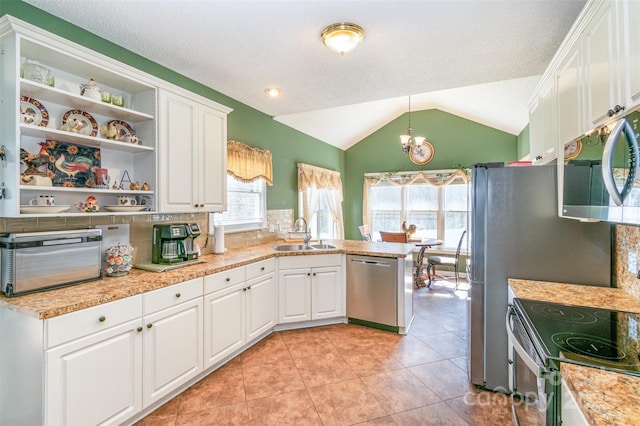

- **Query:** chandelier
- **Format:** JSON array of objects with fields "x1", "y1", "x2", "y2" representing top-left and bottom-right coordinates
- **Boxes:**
[
  {"x1": 400, "y1": 96, "x2": 425, "y2": 155},
  {"x1": 321, "y1": 22, "x2": 365, "y2": 56}
]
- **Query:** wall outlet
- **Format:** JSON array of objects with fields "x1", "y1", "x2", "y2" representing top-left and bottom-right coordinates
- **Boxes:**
[
  {"x1": 628, "y1": 252, "x2": 637, "y2": 273},
  {"x1": 630, "y1": 317, "x2": 638, "y2": 341}
]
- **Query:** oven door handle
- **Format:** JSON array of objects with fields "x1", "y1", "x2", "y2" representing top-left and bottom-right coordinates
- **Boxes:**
[{"x1": 506, "y1": 307, "x2": 545, "y2": 378}]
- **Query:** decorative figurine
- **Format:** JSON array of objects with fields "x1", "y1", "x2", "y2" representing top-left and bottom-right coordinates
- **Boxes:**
[
  {"x1": 130, "y1": 181, "x2": 140, "y2": 190},
  {"x1": 79, "y1": 78, "x2": 101, "y2": 101},
  {"x1": 141, "y1": 182, "x2": 150, "y2": 191},
  {"x1": 99, "y1": 122, "x2": 118, "y2": 139},
  {"x1": 76, "y1": 195, "x2": 100, "y2": 212},
  {"x1": 58, "y1": 118, "x2": 87, "y2": 134}
]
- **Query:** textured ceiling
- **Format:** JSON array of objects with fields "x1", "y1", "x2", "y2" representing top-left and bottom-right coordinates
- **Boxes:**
[{"x1": 22, "y1": 0, "x2": 586, "y2": 149}]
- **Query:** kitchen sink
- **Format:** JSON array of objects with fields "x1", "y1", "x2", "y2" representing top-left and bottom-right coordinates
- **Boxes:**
[
  {"x1": 272, "y1": 244, "x2": 315, "y2": 251},
  {"x1": 310, "y1": 244, "x2": 336, "y2": 250}
]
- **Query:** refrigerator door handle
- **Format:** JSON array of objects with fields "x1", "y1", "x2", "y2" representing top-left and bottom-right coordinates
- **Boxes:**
[{"x1": 602, "y1": 118, "x2": 639, "y2": 206}]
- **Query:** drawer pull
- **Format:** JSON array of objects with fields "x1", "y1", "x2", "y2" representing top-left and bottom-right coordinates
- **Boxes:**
[
  {"x1": 226, "y1": 277, "x2": 230, "y2": 282},
  {"x1": 261, "y1": 267, "x2": 265, "y2": 271},
  {"x1": 147, "y1": 323, "x2": 153, "y2": 329},
  {"x1": 98, "y1": 316, "x2": 106, "y2": 323},
  {"x1": 176, "y1": 292, "x2": 181, "y2": 298}
]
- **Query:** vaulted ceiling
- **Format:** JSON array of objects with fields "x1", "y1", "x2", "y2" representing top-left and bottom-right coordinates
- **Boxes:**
[{"x1": 23, "y1": 0, "x2": 586, "y2": 149}]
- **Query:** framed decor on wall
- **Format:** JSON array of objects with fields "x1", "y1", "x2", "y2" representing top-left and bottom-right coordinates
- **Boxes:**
[{"x1": 409, "y1": 141, "x2": 435, "y2": 165}]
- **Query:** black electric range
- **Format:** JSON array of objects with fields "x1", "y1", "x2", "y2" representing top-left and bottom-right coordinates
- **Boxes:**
[{"x1": 513, "y1": 298, "x2": 640, "y2": 376}]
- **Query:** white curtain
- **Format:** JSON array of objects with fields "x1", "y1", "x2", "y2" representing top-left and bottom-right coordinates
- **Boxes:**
[{"x1": 298, "y1": 163, "x2": 345, "y2": 239}]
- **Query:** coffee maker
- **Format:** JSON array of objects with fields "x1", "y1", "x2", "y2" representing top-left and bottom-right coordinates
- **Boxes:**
[{"x1": 152, "y1": 223, "x2": 201, "y2": 264}]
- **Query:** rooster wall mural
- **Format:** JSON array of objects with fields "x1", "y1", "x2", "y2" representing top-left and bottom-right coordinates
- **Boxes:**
[{"x1": 40, "y1": 140, "x2": 101, "y2": 187}]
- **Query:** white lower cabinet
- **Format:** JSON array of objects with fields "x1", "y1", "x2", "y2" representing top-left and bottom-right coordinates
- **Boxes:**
[
  {"x1": 45, "y1": 317, "x2": 143, "y2": 425},
  {"x1": 278, "y1": 255, "x2": 344, "y2": 324},
  {"x1": 203, "y1": 259, "x2": 276, "y2": 369},
  {"x1": 142, "y1": 282, "x2": 203, "y2": 407}
]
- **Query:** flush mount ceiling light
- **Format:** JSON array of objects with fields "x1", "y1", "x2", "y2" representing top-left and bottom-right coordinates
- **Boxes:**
[
  {"x1": 264, "y1": 88, "x2": 282, "y2": 97},
  {"x1": 321, "y1": 22, "x2": 365, "y2": 55}
]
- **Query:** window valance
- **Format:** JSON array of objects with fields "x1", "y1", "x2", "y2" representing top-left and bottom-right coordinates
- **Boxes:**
[
  {"x1": 227, "y1": 140, "x2": 273, "y2": 186},
  {"x1": 298, "y1": 163, "x2": 342, "y2": 192},
  {"x1": 364, "y1": 169, "x2": 469, "y2": 188}
]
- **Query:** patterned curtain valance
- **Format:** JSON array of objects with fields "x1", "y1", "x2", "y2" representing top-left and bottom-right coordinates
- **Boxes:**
[
  {"x1": 364, "y1": 169, "x2": 469, "y2": 188},
  {"x1": 227, "y1": 140, "x2": 273, "y2": 186},
  {"x1": 298, "y1": 163, "x2": 342, "y2": 192}
]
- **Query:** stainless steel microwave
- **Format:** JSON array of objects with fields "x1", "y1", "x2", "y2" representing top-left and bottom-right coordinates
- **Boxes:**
[{"x1": 560, "y1": 108, "x2": 640, "y2": 225}]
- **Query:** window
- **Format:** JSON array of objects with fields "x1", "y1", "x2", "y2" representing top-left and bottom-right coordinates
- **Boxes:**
[
  {"x1": 366, "y1": 171, "x2": 469, "y2": 250},
  {"x1": 213, "y1": 175, "x2": 266, "y2": 232}
]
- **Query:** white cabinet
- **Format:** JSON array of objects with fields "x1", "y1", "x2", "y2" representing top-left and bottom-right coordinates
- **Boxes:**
[
  {"x1": 583, "y1": 0, "x2": 623, "y2": 130},
  {"x1": 157, "y1": 89, "x2": 231, "y2": 213},
  {"x1": 529, "y1": 80, "x2": 556, "y2": 164},
  {"x1": 620, "y1": 0, "x2": 640, "y2": 110},
  {"x1": 278, "y1": 255, "x2": 344, "y2": 324},
  {"x1": 142, "y1": 278, "x2": 203, "y2": 407},
  {"x1": 0, "y1": 16, "x2": 158, "y2": 217},
  {"x1": 45, "y1": 297, "x2": 143, "y2": 425},
  {"x1": 203, "y1": 259, "x2": 276, "y2": 368},
  {"x1": 555, "y1": 43, "x2": 584, "y2": 146}
]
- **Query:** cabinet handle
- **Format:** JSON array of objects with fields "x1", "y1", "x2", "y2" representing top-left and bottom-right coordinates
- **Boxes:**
[
  {"x1": 176, "y1": 292, "x2": 181, "y2": 298},
  {"x1": 98, "y1": 316, "x2": 106, "y2": 323},
  {"x1": 307, "y1": 272, "x2": 311, "y2": 276},
  {"x1": 147, "y1": 323, "x2": 153, "y2": 329},
  {"x1": 313, "y1": 272, "x2": 316, "y2": 276},
  {"x1": 243, "y1": 287, "x2": 247, "y2": 292},
  {"x1": 247, "y1": 286, "x2": 251, "y2": 290},
  {"x1": 608, "y1": 105, "x2": 626, "y2": 117},
  {"x1": 261, "y1": 267, "x2": 265, "y2": 271},
  {"x1": 535, "y1": 155, "x2": 542, "y2": 161},
  {"x1": 137, "y1": 327, "x2": 143, "y2": 332},
  {"x1": 226, "y1": 277, "x2": 230, "y2": 282}
]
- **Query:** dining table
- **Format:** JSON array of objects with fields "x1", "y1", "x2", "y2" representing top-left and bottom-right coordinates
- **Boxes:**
[{"x1": 413, "y1": 238, "x2": 443, "y2": 288}]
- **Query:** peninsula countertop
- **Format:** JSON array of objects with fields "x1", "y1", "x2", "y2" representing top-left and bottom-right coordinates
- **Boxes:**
[
  {"x1": 508, "y1": 278, "x2": 640, "y2": 426},
  {"x1": 0, "y1": 239, "x2": 415, "y2": 320}
]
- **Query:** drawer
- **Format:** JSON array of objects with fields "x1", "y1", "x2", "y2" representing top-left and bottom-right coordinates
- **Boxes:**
[
  {"x1": 143, "y1": 277, "x2": 203, "y2": 315},
  {"x1": 278, "y1": 254, "x2": 342, "y2": 270},
  {"x1": 204, "y1": 266, "x2": 245, "y2": 294},
  {"x1": 45, "y1": 294, "x2": 142, "y2": 349},
  {"x1": 246, "y1": 258, "x2": 276, "y2": 281}
]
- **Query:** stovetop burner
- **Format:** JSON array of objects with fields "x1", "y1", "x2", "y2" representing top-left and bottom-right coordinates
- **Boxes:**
[
  {"x1": 530, "y1": 303, "x2": 598, "y2": 324},
  {"x1": 514, "y1": 298, "x2": 640, "y2": 376}
]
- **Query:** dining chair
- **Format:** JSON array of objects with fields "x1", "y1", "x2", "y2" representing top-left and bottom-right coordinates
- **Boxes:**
[
  {"x1": 426, "y1": 230, "x2": 466, "y2": 290},
  {"x1": 379, "y1": 231, "x2": 408, "y2": 243},
  {"x1": 358, "y1": 225, "x2": 372, "y2": 241}
]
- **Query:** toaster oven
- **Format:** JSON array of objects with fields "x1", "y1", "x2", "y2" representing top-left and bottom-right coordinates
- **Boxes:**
[{"x1": 0, "y1": 229, "x2": 102, "y2": 297}]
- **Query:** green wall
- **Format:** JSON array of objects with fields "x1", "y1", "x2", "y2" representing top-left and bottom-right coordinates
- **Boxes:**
[
  {"x1": 0, "y1": 1, "x2": 345, "y2": 213},
  {"x1": 343, "y1": 109, "x2": 518, "y2": 240},
  {"x1": 3, "y1": 1, "x2": 523, "y2": 240}
]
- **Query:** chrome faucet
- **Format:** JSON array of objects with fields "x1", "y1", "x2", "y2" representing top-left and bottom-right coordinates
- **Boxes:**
[{"x1": 294, "y1": 217, "x2": 312, "y2": 245}]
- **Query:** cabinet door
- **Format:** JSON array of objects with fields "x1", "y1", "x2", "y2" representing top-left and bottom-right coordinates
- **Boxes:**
[
  {"x1": 623, "y1": 0, "x2": 640, "y2": 109},
  {"x1": 143, "y1": 297, "x2": 203, "y2": 408},
  {"x1": 246, "y1": 272, "x2": 277, "y2": 341},
  {"x1": 529, "y1": 80, "x2": 556, "y2": 164},
  {"x1": 200, "y1": 105, "x2": 227, "y2": 211},
  {"x1": 583, "y1": 0, "x2": 621, "y2": 129},
  {"x1": 203, "y1": 283, "x2": 245, "y2": 369},
  {"x1": 158, "y1": 90, "x2": 199, "y2": 212},
  {"x1": 45, "y1": 319, "x2": 143, "y2": 426},
  {"x1": 556, "y1": 44, "x2": 584, "y2": 145},
  {"x1": 311, "y1": 266, "x2": 343, "y2": 320},
  {"x1": 278, "y1": 269, "x2": 311, "y2": 323}
]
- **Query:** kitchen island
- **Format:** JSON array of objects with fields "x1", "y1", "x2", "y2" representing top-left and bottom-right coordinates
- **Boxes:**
[{"x1": 509, "y1": 279, "x2": 640, "y2": 426}]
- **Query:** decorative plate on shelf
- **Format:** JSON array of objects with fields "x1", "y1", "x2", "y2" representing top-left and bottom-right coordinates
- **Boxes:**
[
  {"x1": 20, "y1": 205, "x2": 70, "y2": 214},
  {"x1": 44, "y1": 141, "x2": 101, "y2": 188},
  {"x1": 103, "y1": 205, "x2": 147, "y2": 212},
  {"x1": 20, "y1": 96, "x2": 49, "y2": 127},
  {"x1": 60, "y1": 109, "x2": 98, "y2": 137},
  {"x1": 409, "y1": 141, "x2": 435, "y2": 165},
  {"x1": 107, "y1": 120, "x2": 135, "y2": 141}
]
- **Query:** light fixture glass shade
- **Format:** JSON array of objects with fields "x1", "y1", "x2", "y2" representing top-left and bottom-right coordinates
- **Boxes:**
[
  {"x1": 414, "y1": 136, "x2": 425, "y2": 146},
  {"x1": 321, "y1": 22, "x2": 365, "y2": 55},
  {"x1": 400, "y1": 134, "x2": 411, "y2": 145}
]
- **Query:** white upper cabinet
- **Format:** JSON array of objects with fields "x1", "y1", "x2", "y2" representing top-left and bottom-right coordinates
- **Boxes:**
[
  {"x1": 555, "y1": 43, "x2": 584, "y2": 147},
  {"x1": 157, "y1": 89, "x2": 230, "y2": 213},
  {"x1": 620, "y1": 0, "x2": 640, "y2": 110},
  {"x1": 0, "y1": 16, "x2": 158, "y2": 216},
  {"x1": 529, "y1": 80, "x2": 556, "y2": 164},
  {"x1": 583, "y1": 0, "x2": 623, "y2": 130}
]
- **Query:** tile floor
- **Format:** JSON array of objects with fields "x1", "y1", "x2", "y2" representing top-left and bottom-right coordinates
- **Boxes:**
[{"x1": 136, "y1": 279, "x2": 519, "y2": 425}]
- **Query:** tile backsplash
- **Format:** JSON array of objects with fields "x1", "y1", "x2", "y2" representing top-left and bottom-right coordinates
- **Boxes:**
[{"x1": 0, "y1": 209, "x2": 294, "y2": 265}]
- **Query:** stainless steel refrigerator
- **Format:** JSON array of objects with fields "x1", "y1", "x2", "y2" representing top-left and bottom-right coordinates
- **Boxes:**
[{"x1": 469, "y1": 163, "x2": 611, "y2": 392}]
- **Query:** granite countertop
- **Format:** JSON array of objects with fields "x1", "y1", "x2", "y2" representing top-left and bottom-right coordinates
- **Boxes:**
[
  {"x1": 0, "y1": 239, "x2": 414, "y2": 320},
  {"x1": 508, "y1": 278, "x2": 640, "y2": 426}
]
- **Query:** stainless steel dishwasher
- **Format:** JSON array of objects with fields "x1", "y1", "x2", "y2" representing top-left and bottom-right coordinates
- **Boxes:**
[{"x1": 346, "y1": 254, "x2": 398, "y2": 330}]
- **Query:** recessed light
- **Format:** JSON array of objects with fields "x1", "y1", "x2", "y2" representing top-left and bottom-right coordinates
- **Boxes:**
[{"x1": 265, "y1": 88, "x2": 282, "y2": 97}]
